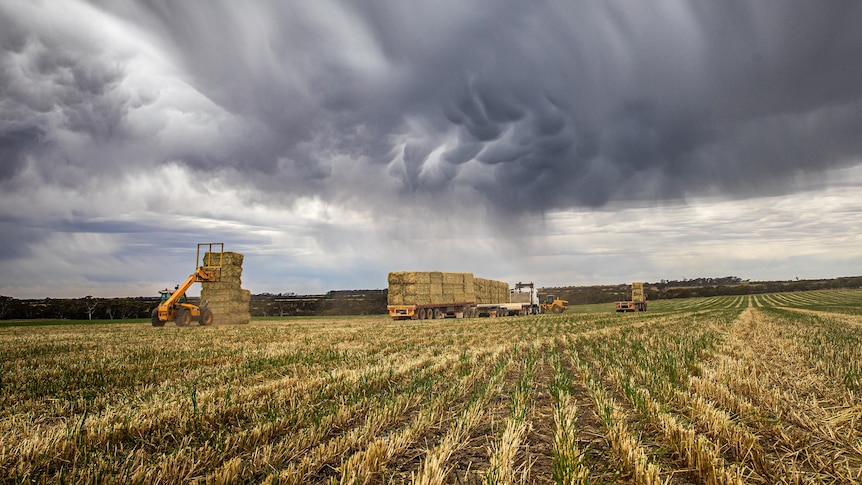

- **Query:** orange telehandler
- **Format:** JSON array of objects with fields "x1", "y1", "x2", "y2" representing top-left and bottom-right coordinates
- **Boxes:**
[{"x1": 151, "y1": 243, "x2": 223, "y2": 327}]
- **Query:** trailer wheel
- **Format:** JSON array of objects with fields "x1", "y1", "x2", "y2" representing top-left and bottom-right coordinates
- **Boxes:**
[
  {"x1": 435, "y1": 309, "x2": 444, "y2": 319},
  {"x1": 418, "y1": 308, "x2": 427, "y2": 320},
  {"x1": 151, "y1": 309, "x2": 165, "y2": 327},
  {"x1": 175, "y1": 307, "x2": 191, "y2": 327}
]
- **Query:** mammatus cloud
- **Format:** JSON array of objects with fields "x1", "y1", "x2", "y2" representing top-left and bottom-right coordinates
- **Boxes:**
[
  {"x1": 2, "y1": 1, "x2": 862, "y2": 297},
  {"x1": 5, "y1": 1, "x2": 862, "y2": 210}
]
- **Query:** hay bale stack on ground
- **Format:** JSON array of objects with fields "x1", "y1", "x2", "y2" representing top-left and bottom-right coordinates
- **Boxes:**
[{"x1": 201, "y1": 251, "x2": 250, "y2": 325}]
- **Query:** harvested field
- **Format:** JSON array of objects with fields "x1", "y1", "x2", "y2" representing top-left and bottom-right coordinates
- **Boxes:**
[{"x1": 2, "y1": 289, "x2": 862, "y2": 483}]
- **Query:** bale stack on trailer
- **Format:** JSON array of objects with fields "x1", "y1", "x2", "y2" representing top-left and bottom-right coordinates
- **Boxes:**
[
  {"x1": 616, "y1": 281, "x2": 647, "y2": 312},
  {"x1": 387, "y1": 271, "x2": 512, "y2": 319},
  {"x1": 388, "y1": 271, "x2": 476, "y2": 306},
  {"x1": 201, "y1": 251, "x2": 251, "y2": 324},
  {"x1": 631, "y1": 282, "x2": 645, "y2": 302},
  {"x1": 473, "y1": 277, "x2": 509, "y2": 304}
]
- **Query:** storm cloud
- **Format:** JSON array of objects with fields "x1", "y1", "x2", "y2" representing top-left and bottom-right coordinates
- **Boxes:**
[
  {"x1": 5, "y1": 1, "x2": 862, "y2": 208},
  {"x1": 2, "y1": 0, "x2": 862, "y2": 297}
]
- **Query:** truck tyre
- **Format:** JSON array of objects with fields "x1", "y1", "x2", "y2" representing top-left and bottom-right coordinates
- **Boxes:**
[
  {"x1": 418, "y1": 308, "x2": 426, "y2": 320},
  {"x1": 151, "y1": 308, "x2": 165, "y2": 327},
  {"x1": 199, "y1": 308, "x2": 213, "y2": 325},
  {"x1": 435, "y1": 309, "x2": 444, "y2": 319},
  {"x1": 176, "y1": 307, "x2": 191, "y2": 327}
]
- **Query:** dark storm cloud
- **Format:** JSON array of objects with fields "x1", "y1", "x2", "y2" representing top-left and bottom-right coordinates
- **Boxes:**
[{"x1": 4, "y1": 0, "x2": 862, "y2": 214}]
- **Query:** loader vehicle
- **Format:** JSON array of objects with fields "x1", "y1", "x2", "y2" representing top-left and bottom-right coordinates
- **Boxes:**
[
  {"x1": 151, "y1": 243, "x2": 223, "y2": 327},
  {"x1": 541, "y1": 295, "x2": 569, "y2": 313}
]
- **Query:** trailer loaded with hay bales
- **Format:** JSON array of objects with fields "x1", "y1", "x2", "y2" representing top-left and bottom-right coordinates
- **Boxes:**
[
  {"x1": 616, "y1": 281, "x2": 647, "y2": 312},
  {"x1": 387, "y1": 271, "x2": 541, "y2": 320}
]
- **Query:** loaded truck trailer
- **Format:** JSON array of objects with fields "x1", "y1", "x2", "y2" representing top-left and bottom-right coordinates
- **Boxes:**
[
  {"x1": 616, "y1": 281, "x2": 647, "y2": 312},
  {"x1": 387, "y1": 271, "x2": 482, "y2": 320},
  {"x1": 387, "y1": 272, "x2": 540, "y2": 320}
]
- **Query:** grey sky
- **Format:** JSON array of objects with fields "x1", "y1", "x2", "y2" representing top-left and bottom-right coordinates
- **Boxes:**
[{"x1": 2, "y1": 1, "x2": 862, "y2": 298}]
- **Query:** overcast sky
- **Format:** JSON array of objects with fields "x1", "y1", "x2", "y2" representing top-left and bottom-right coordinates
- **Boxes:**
[{"x1": 2, "y1": 0, "x2": 862, "y2": 299}]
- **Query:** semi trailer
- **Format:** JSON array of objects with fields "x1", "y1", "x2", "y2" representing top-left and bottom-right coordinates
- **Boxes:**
[{"x1": 387, "y1": 273, "x2": 543, "y2": 320}]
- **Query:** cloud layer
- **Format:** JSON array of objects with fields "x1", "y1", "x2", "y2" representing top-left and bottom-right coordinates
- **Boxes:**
[{"x1": 2, "y1": 1, "x2": 862, "y2": 297}]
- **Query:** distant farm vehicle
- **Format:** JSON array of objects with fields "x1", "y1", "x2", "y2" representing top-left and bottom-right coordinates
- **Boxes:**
[
  {"x1": 541, "y1": 295, "x2": 569, "y2": 313},
  {"x1": 616, "y1": 281, "x2": 647, "y2": 312},
  {"x1": 151, "y1": 243, "x2": 223, "y2": 327}
]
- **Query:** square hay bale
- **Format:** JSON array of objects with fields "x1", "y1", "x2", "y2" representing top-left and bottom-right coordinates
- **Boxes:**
[
  {"x1": 204, "y1": 251, "x2": 243, "y2": 267},
  {"x1": 429, "y1": 271, "x2": 443, "y2": 284},
  {"x1": 388, "y1": 272, "x2": 406, "y2": 285}
]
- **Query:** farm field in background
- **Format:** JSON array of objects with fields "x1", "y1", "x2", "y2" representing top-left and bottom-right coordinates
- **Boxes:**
[{"x1": 1, "y1": 290, "x2": 861, "y2": 483}]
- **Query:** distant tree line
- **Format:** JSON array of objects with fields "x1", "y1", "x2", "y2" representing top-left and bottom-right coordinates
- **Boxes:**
[
  {"x1": 0, "y1": 296, "x2": 161, "y2": 321},
  {"x1": 0, "y1": 289, "x2": 389, "y2": 320},
  {"x1": 3, "y1": 277, "x2": 861, "y2": 320},
  {"x1": 542, "y1": 276, "x2": 862, "y2": 305},
  {"x1": 251, "y1": 290, "x2": 388, "y2": 317}
]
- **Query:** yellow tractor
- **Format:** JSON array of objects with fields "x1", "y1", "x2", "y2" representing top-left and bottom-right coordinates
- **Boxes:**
[
  {"x1": 151, "y1": 243, "x2": 223, "y2": 327},
  {"x1": 541, "y1": 295, "x2": 569, "y2": 313}
]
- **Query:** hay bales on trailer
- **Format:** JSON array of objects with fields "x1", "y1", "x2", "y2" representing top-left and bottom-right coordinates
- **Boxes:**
[
  {"x1": 474, "y1": 277, "x2": 509, "y2": 304},
  {"x1": 388, "y1": 271, "x2": 509, "y2": 306},
  {"x1": 388, "y1": 271, "x2": 477, "y2": 305},
  {"x1": 201, "y1": 251, "x2": 251, "y2": 325},
  {"x1": 632, "y1": 282, "x2": 645, "y2": 302}
]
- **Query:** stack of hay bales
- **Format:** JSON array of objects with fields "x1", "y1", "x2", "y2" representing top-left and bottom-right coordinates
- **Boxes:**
[
  {"x1": 388, "y1": 271, "x2": 475, "y2": 305},
  {"x1": 201, "y1": 251, "x2": 250, "y2": 325},
  {"x1": 388, "y1": 272, "x2": 511, "y2": 305},
  {"x1": 474, "y1": 277, "x2": 510, "y2": 304},
  {"x1": 442, "y1": 272, "x2": 474, "y2": 304},
  {"x1": 632, "y1": 282, "x2": 645, "y2": 302}
]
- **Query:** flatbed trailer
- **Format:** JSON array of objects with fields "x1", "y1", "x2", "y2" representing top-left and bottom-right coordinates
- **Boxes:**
[
  {"x1": 615, "y1": 300, "x2": 647, "y2": 312},
  {"x1": 476, "y1": 302, "x2": 536, "y2": 317},
  {"x1": 388, "y1": 302, "x2": 478, "y2": 320}
]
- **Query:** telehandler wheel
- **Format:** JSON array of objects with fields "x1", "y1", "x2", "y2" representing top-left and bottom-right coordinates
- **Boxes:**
[
  {"x1": 199, "y1": 308, "x2": 214, "y2": 326},
  {"x1": 552, "y1": 305, "x2": 562, "y2": 313},
  {"x1": 151, "y1": 309, "x2": 165, "y2": 327},
  {"x1": 175, "y1": 307, "x2": 191, "y2": 327}
]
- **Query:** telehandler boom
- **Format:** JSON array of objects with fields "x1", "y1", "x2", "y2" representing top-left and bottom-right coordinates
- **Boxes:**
[{"x1": 151, "y1": 243, "x2": 223, "y2": 327}]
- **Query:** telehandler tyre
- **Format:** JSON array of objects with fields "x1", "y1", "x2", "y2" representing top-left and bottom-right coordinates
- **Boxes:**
[
  {"x1": 199, "y1": 308, "x2": 213, "y2": 326},
  {"x1": 151, "y1": 309, "x2": 165, "y2": 327},
  {"x1": 175, "y1": 307, "x2": 191, "y2": 327}
]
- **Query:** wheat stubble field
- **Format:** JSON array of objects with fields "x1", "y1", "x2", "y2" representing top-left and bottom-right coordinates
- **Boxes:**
[{"x1": 1, "y1": 290, "x2": 861, "y2": 484}]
